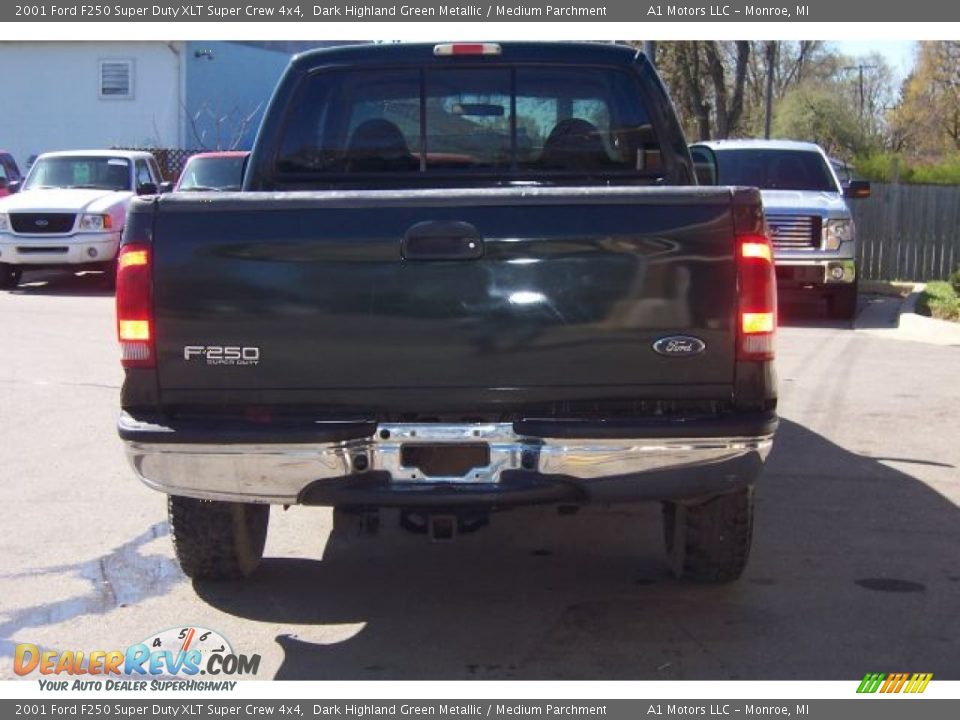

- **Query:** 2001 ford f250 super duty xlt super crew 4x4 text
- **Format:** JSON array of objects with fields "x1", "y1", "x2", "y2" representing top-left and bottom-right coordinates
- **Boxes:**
[{"x1": 116, "y1": 42, "x2": 779, "y2": 583}]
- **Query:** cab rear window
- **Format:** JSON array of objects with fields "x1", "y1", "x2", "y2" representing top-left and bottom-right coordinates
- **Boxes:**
[{"x1": 275, "y1": 66, "x2": 663, "y2": 178}]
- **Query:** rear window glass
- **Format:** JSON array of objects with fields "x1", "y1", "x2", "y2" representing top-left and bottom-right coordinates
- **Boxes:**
[
  {"x1": 713, "y1": 149, "x2": 838, "y2": 192},
  {"x1": 275, "y1": 66, "x2": 662, "y2": 178}
]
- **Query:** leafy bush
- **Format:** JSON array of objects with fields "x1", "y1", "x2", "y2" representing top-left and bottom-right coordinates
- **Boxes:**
[
  {"x1": 913, "y1": 158, "x2": 960, "y2": 184},
  {"x1": 916, "y1": 281, "x2": 960, "y2": 321},
  {"x1": 853, "y1": 152, "x2": 960, "y2": 185},
  {"x1": 853, "y1": 153, "x2": 907, "y2": 183}
]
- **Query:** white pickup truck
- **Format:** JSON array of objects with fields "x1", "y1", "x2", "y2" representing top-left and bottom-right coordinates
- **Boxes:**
[
  {"x1": 690, "y1": 140, "x2": 870, "y2": 319},
  {"x1": 0, "y1": 150, "x2": 163, "y2": 289}
]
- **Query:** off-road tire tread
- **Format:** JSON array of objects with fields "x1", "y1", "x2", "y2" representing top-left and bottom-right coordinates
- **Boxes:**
[
  {"x1": 663, "y1": 488, "x2": 753, "y2": 583},
  {"x1": 167, "y1": 496, "x2": 269, "y2": 580}
]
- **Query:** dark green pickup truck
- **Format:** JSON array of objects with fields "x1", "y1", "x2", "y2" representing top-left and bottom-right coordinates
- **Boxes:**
[{"x1": 116, "y1": 42, "x2": 778, "y2": 583}]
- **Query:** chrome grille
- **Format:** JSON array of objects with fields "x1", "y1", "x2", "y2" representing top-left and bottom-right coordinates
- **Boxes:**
[{"x1": 766, "y1": 214, "x2": 821, "y2": 250}]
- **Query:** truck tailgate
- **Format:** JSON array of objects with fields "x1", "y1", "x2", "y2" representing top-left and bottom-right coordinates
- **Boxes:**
[{"x1": 150, "y1": 186, "x2": 740, "y2": 416}]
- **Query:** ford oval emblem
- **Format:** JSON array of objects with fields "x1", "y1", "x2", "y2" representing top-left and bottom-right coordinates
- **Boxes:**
[
  {"x1": 652, "y1": 335, "x2": 707, "y2": 357},
  {"x1": 35, "y1": 219, "x2": 49, "y2": 227}
]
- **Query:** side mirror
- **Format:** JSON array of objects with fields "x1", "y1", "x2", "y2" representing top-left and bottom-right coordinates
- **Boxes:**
[
  {"x1": 158, "y1": 181, "x2": 174, "y2": 194},
  {"x1": 8, "y1": 180, "x2": 20, "y2": 194},
  {"x1": 137, "y1": 182, "x2": 158, "y2": 196},
  {"x1": 689, "y1": 145, "x2": 717, "y2": 186},
  {"x1": 843, "y1": 180, "x2": 870, "y2": 199}
]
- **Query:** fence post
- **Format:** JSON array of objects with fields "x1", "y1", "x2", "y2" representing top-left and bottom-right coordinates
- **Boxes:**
[{"x1": 888, "y1": 157, "x2": 901, "y2": 280}]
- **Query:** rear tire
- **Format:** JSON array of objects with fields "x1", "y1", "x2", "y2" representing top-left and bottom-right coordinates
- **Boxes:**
[
  {"x1": 662, "y1": 487, "x2": 754, "y2": 583},
  {"x1": 0, "y1": 264, "x2": 22, "y2": 289},
  {"x1": 167, "y1": 495, "x2": 269, "y2": 580},
  {"x1": 828, "y1": 283, "x2": 858, "y2": 320}
]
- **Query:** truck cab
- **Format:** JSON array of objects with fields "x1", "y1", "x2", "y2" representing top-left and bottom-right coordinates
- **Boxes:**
[{"x1": 691, "y1": 140, "x2": 870, "y2": 319}]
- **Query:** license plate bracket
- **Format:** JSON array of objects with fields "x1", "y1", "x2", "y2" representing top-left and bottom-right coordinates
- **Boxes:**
[{"x1": 399, "y1": 443, "x2": 491, "y2": 479}]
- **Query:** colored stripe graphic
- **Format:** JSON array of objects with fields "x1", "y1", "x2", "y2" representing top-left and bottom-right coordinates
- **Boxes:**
[
  {"x1": 881, "y1": 672, "x2": 902, "y2": 693},
  {"x1": 857, "y1": 673, "x2": 885, "y2": 693},
  {"x1": 857, "y1": 672, "x2": 932, "y2": 694},
  {"x1": 905, "y1": 673, "x2": 933, "y2": 693}
]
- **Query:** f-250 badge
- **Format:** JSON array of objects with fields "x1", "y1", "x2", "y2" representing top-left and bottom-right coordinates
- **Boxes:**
[
  {"x1": 652, "y1": 336, "x2": 706, "y2": 356},
  {"x1": 184, "y1": 346, "x2": 260, "y2": 366}
]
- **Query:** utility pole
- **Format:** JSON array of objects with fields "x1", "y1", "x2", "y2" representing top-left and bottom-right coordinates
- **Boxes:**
[
  {"x1": 764, "y1": 41, "x2": 777, "y2": 139},
  {"x1": 843, "y1": 63, "x2": 879, "y2": 120}
]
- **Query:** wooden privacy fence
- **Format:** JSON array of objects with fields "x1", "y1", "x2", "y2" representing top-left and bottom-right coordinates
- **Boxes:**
[{"x1": 851, "y1": 182, "x2": 960, "y2": 281}]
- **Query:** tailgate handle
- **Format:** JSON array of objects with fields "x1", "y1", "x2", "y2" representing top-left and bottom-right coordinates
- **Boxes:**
[{"x1": 402, "y1": 221, "x2": 484, "y2": 261}]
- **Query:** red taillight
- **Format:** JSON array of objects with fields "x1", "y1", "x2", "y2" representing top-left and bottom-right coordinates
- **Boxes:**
[
  {"x1": 116, "y1": 243, "x2": 154, "y2": 368},
  {"x1": 737, "y1": 234, "x2": 776, "y2": 361}
]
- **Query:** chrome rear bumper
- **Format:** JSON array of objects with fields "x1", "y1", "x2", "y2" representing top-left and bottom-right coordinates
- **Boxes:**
[{"x1": 122, "y1": 419, "x2": 775, "y2": 506}]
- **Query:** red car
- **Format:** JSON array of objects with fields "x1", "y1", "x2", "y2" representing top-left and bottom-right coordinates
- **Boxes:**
[
  {"x1": 174, "y1": 151, "x2": 249, "y2": 192},
  {"x1": 0, "y1": 151, "x2": 22, "y2": 197}
]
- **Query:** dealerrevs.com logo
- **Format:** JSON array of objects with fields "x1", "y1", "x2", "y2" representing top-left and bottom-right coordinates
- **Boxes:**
[{"x1": 15, "y1": 627, "x2": 261, "y2": 691}]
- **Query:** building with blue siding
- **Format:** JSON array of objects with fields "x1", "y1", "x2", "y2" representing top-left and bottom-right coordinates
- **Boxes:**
[
  {"x1": 184, "y1": 41, "x2": 360, "y2": 151},
  {"x1": 0, "y1": 41, "x2": 362, "y2": 171}
]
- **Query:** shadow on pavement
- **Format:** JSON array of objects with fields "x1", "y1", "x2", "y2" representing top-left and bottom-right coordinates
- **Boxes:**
[
  {"x1": 777, "y1": 293, "x2": 852, "y2": 329},
  {"x1": 778, "y1": 292, "x2": 904, "y2": 332},
  {"x1": 194, "y1": 419, "x2": 960, "y2": 680},
  {"x1": 8, "y1": 269, "x2": 114, "y2": 297},
  {"x1": 852, "y1": 295, "x2": 905, "y2": 330}
]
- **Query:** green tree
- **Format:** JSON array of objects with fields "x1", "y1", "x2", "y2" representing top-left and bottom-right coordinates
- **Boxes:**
[
  {"x1": 891, "y1": 41, "x2": 960, "y2": 155},
  {"x1": 648, "y1": 40, "x2": 892, "y2": 148},
  {"x1": 772, "y1": 84, "x2": 864, "y2": 156}
]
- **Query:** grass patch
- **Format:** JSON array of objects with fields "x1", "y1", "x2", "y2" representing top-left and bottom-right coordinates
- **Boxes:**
[{"x1": 916, "y1": 282, "x2": 960, "y2": 322}]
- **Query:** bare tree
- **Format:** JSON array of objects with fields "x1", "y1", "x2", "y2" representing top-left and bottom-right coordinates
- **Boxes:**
[
  {"x1": 186, "y1": 101, "x2": 264, "y2": 151},
  {"x1": 677, "y1": 42, "x2": 712, "y2": 140},
  {"x1": 651, "y1": 41, "x2": 751, "y2": 141},
  {"x1": 705, "y1": 41, "x2": 750, "y2": 138}
]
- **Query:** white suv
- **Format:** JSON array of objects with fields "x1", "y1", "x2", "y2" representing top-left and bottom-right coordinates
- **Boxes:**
[{"x1": 0, "y1": 150, "x2": 162, "y2": 289}]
